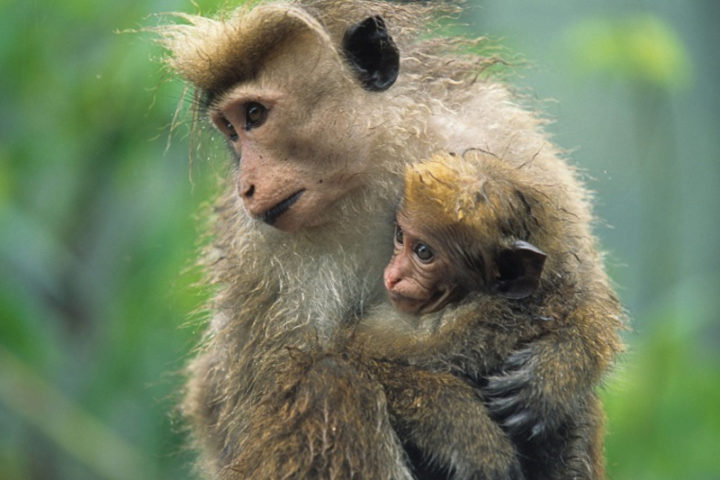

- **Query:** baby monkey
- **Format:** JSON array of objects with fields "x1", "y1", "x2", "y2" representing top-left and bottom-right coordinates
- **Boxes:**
[
  {"x1": 385, "y1": 168, "x2": 546, "y2": 315},
  {"x1": 356, "y1": 152, "x2": 623, "y2": 479}
]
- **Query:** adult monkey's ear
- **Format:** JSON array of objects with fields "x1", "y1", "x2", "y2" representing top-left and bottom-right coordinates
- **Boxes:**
[
  {"x1": 493, "y1": 240, "x2": 547, "y2": 299},
  {"x1": 343, "y1": 16, "x2": 400, "y2": 91}
]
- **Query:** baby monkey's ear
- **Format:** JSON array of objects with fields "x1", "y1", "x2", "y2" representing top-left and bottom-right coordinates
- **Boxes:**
[{"x1": 492, "y1": 240, "x2": 546, "y2": 299}]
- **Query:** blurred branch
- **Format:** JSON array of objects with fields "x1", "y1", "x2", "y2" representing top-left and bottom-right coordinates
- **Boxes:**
[{"x1": 0, "y1": 346, "x2": 157, "y2": 480}]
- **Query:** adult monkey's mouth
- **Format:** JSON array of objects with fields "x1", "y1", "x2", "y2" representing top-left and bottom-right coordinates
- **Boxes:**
[{"x1": 261, "y1": 189, "x2": 306, "y2": 225}]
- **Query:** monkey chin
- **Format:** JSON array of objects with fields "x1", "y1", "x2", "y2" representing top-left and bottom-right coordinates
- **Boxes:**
[
  {"x1": 387, "y1": 293, "x2": 423, "y2": 314},
  {"x1": 388, "y1": 290, "x2": 451, "y2": 315}
]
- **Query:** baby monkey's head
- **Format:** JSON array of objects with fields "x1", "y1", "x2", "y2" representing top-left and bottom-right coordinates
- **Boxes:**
[{"x1": 384, "y1": 152, "x2": 547, "y2": 314}]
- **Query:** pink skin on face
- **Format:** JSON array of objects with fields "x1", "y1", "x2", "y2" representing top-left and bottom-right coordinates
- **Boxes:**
[
  {"x1": 384, "y1": 214, "x2": 451, "y2": 314},
  {"x1": 211, "y1": 93, "x2": 370, "y2": 233}
]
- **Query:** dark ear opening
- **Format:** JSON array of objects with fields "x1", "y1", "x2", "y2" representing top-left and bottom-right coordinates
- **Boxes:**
[
  {"x1": 493, "y1": 240, "x2": 547, "y2": 299},
  {"x1": 342, "y1": 16, "x2": 400, "y2": 92}
]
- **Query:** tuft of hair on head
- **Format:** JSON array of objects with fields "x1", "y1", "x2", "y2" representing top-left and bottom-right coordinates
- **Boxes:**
[
  {"x1": 403, "y1": 152, "x2": 494, "y2": 226},
  {"x1": 152, "y1": 4, "x2": 337, "y2": 99}
]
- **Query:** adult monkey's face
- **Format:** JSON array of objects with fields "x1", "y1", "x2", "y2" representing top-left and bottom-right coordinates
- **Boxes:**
[{"x1": 204, "y1": 12, "x2": 400, "y2": 232}]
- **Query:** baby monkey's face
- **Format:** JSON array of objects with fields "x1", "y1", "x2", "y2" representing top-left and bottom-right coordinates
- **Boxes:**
[{"x1": 383, "y1": 213, "x2": 455, "y2": 314}]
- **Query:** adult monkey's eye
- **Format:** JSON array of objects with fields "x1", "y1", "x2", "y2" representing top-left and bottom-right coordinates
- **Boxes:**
[
  {"x1": 245, "y1": 102, "x2": 268, "y2": 130},
  {"x1": 414, "y1": 242, "x2": 434, "y2": 263},
  {"x1": 219, "y1": 115, "x2": 239, "y2": 141},
  {"x1": 394, "y1": 224, "x2": 404, "y2": 245}
]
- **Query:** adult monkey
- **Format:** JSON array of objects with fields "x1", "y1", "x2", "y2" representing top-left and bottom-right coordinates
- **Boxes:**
[{"x1": 155, "y1": 1, "x2": 623, "y2": 478}]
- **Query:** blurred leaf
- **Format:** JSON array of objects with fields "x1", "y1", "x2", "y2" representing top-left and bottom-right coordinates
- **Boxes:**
[
  {"x1": 604, "y1": 320, "x2": 720, "y2": 479},
  {"x1": 564, "y1": 14, "x2": 693, "y2": 91},
  {"x1": 0, "y1": 347, "x2": 158, "y2": 480}
]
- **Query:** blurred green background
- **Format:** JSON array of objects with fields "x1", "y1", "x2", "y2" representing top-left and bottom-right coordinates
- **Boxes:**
[{"x1": 1, "y1": 0, "x2": 718, "y2": 478}]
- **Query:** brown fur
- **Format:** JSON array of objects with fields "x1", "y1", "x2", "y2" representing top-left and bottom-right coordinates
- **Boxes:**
[
  {"x1": 354, "y1": 153, "x2": 624, "y2": 479},
  {"x1": 153, "y1": 1, "x2": 624, "y2": 478}
]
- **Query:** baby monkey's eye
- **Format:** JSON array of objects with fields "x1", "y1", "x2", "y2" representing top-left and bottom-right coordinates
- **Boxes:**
[
  {"x1": 394, "y1": 224, "x2": 404, "y2": 245},
  {"x1": 414, "y1": 243, "x2": 434, "y2": 263}
]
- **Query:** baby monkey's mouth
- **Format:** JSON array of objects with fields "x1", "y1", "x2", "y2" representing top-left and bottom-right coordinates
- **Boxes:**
[
  {"x1": 261, "y1": 190, "x2": 305, "y2": 225},
  {"x1": 388, "y1": 292, "x2": 428, "y2": 314},
  {"x1": 388, "y1": 289, "x2": 456, "y2": 315}
]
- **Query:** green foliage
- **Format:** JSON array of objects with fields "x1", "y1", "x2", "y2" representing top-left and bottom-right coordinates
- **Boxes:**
[
  {"x1": 605, "y1": 324, "x2": 720, "y2": 478},
  {"x1": 0, "y1": 0, "x2": 218, "y2": 478},
  {"x1": 564, "y1": 14, "x2": 693, "y2": 91}
]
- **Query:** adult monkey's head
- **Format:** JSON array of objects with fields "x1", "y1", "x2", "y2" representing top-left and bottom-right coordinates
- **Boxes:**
[{"x1": 157, "y1": 6, "x2": 399, "y2": 232}]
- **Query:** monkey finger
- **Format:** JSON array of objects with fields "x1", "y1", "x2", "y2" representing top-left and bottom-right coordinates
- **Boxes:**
[
  {"x1": 485, "y1": 392, "x2": 522, "y2": 416},
  {"x1": 484, "y1": 367, "x2": 531, "y2": 398},
  {"x1": 503, "y1": 411, "x2": 548, "y2": 439},
  {"x1": 504, "y1": 347, "x2": 533, "y2": 370}
]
